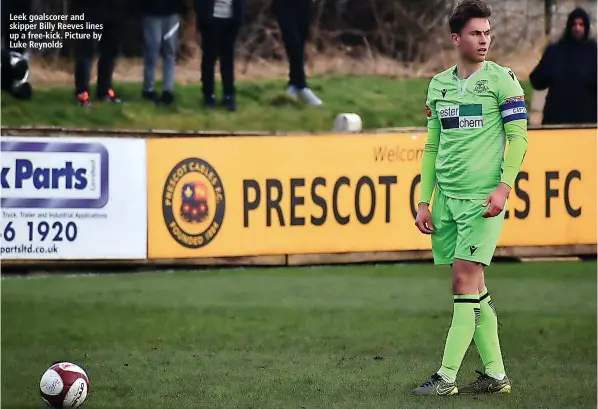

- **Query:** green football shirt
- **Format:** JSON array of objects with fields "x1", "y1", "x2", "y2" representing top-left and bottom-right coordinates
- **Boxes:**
[{"x1": 423, "y1": 60, "x2": 528, "y2": 200}]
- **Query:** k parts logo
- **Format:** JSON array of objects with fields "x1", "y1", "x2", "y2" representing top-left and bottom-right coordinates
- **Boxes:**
[
  {"x1": 1, "y1": 160, "x2": 87, "y2": 190},
  {"x1": 0, "y1": 141, "x2": 109, "y2": 209}
]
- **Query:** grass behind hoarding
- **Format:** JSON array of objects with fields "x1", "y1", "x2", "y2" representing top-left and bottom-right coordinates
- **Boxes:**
[
  {"x1": 1, "y1": 76, "x2": 533, "y2": 132},
  {"x1": 1, "y1": 261, "x2": 595, "y2": 408}
]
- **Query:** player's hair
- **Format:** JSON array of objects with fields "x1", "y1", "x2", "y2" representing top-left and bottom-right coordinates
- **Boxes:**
[{"x1": 449, "y1": 0, "x2": 492, "y2": 34}]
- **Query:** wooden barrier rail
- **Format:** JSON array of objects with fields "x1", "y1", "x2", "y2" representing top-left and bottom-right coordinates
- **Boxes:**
[
  {"x1": 2, "y1": 123, "x2": 597, "y2": 138},
  {"x1": 2, "y1": 245, "x2": 595, "y2": 271}
]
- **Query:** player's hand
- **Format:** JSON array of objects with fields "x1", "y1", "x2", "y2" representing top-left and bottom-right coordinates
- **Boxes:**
[
  {"x1": 415, "y1": 203, "x2": 435, "y2": 234},
  {"x1": 482, "y1": 183, "x2": 511, "y2": 218}
]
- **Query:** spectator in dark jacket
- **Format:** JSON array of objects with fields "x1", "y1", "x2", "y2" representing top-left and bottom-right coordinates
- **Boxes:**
[
  {"x1": 139, "y1": 0, "x2": 186, "y2": 105},
  {"x1": 72, "y1": 0, "x2": 130, "y2": 106},
  {"x1": 196, "y1": 0, "x2": 244, "y2": 111},
  {"x1": 529, "y1": 7, "x2": 597, "y2": 125},
  {"x1": 273, "y1": 0, "x2": 322, "y2": 105}
]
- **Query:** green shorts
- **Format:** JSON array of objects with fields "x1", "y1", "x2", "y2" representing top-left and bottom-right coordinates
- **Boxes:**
[{"x1": 431, "y1": 188, "x2": 505, "y2": 266}]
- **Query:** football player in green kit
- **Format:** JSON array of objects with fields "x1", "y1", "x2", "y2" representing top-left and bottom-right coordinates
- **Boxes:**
[{"x1": 411, "y1": 0, "x2": 528, "y2": 396}]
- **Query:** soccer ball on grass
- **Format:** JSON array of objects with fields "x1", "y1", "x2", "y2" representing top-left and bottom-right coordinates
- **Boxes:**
[{"x1": 39, "y1": 362, "x2": 90, "y2": 408}]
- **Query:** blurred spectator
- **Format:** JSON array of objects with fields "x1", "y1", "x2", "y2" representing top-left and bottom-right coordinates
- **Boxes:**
[
  {"x1": 139, "y1": 0, "x2": 186, "y2": 106},
  {"x1": 529, "y1": 7, "x2": 597, "y2": 125},
  {"x1": 1, "y1": 49, "x2": 32, "y2": 100},
  {"x1": 196, "y1": 0, "x2": 244, "y2": 111},
  {"x1": 73, "y1": 0, "x2": 128, "y2": 107},
  {"x1": 273, "y1": 0, "x2": 322, "y2": 105}
]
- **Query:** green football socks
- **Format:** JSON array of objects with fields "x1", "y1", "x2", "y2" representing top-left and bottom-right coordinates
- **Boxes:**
[
  {"x1": 437, "y1": 294, "x2": 480, "y2": 383},
  {"x1": 474, "y1": 287, "x2": 506, "y2": 380}
]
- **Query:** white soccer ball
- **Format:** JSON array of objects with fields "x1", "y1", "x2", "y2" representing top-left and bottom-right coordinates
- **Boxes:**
[
  {"x1": 39, "y1": 362, "x2": 90, "y2": 408},
  {"x1": 333, "y1": 113, "x2": 363, "y2": 132}
]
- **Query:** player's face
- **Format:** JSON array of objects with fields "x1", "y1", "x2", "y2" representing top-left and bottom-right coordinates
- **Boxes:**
[
  {"x1": 452, "y1": 18, "x2": 491, "y2": 63},
  {"x1": 571, "y1": 17, "x2": 585, "y2": 41}
]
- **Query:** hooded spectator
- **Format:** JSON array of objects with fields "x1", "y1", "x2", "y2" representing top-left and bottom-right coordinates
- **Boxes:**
[{"x1": 529, "y1": 7, "x2": 597, "y2": 125}]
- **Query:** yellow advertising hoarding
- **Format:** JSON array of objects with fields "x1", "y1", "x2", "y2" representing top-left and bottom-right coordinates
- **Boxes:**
[{"x1": 147, "y1": 129, "x2": 596, "y2": 259}]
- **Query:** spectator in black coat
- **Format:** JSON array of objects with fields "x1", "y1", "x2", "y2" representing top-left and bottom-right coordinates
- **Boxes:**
[
  {"x1": 529, "y1": 7, "x2": 597, "y2": 125},
  {"x1": 195, "y1": 0, "x2": 244, "y2": 111},
  {"x1": 72, "y1": 0, "x2": 130, "y2": 106},
  {"x1": 273, "y1": 0, "x2": 322, "y2": 105}
]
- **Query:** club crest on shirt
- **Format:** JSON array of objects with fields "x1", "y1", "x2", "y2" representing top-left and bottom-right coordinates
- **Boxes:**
[{"x1": 473, "y1": 79, "x2": 489, "y2": 93}]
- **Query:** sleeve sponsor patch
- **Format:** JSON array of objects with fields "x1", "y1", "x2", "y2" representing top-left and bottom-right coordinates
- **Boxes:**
[
  {"x1": 500, "y1": 98, "x2": 527, "y2": 123},
  {"x1": 425, "y1": 104, "x2": 432, "y2": 118},
  {"x1": 504, "y1": 95, "x2": 525, "y2": 104}
]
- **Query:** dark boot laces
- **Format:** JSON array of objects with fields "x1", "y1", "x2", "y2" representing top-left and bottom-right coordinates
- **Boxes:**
[
  {"x1": 471, "y1": 370, "x2": 491, "y2": 387},
  {"x1": 422, "y1": 373, "x2": 443, "y2": 387}
]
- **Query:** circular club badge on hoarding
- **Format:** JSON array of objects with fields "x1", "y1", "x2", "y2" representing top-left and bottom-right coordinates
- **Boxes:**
[{"x1": 162, "y1": 158, "x2": 225, "y2": 249}]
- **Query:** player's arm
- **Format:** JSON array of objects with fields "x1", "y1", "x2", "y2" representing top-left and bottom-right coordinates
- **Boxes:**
[
  {"x1": 483, "y1": 68, "x2": 529, "y2": 218},
  {"x1": 415, "y1": 81, "x2": 440, "y2": 234},
  {"x1": 498, "y1": 69, "x2": 528, "y2": 190},
  {"x1": 419, "y1": 82, "x2": 441, "y2": 205}
]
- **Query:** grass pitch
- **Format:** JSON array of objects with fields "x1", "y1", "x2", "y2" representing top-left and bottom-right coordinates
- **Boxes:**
[{"x1": 2, "y1": 261, "x2": 595, "y2": 409}]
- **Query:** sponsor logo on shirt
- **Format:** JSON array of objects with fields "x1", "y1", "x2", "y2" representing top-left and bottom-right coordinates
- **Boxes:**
[{"x1": 438, "y1": 104, "x2": 483, "y2": 130}]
